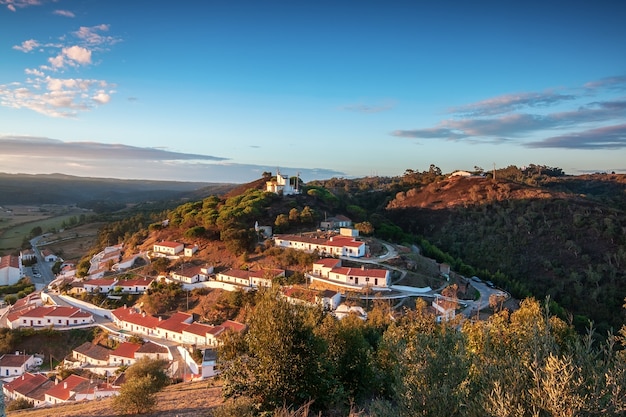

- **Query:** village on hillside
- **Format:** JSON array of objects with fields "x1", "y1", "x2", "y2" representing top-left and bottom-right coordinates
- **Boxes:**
[{"x1": 0, "y1": 175, "x2": 509, "y2": 409}]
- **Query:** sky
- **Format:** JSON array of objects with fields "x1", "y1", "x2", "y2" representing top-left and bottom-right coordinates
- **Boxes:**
[{"x1": 1, "y1": 0, "x2": 625, "y2": 183}]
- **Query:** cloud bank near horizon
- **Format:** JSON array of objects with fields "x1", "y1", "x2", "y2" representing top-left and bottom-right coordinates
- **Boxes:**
[
  {"x1": 0, "y1": 136, "x2": 344, "y2": 183},
  {"x1": 392, "y1": 75, "x2": 626, "y2": 150}
]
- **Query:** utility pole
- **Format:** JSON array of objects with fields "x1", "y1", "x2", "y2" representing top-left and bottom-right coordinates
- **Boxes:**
[{"x1": 492, "y1": 162, "x2": 496, "y2": 181}]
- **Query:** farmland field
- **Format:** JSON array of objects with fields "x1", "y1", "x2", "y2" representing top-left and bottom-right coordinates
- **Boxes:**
[{"x1": 0, "y1": 205, "x2": 92, "y2": 252}]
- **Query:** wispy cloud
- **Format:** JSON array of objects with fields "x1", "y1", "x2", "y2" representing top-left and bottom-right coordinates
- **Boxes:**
[
  {"x1": 0, "y1": 136, "x2": 230, "y2": 161},
  {"x1": 13, "y1": 39, "x2": 40, "y2": 53},
  {"x1": 53, "y1": 9, "x2": 75, "y2": 18},
  {"x1": 392, "y1": 75, "x2": 626, "y2": 150},
  {"x1": 449, "y1": 92, "x2": 576, "y2": 117},
  {"x1": 525, "y1": 124, "x2": 626, "y2": 149},
  {"x1": 0, "y1": 136, "x2": 344, "y2": 182},
  {"x1": 583, "y1": 75, "x2": 626, "y2": 91},
  {"x1": 0, "y1": 0, "x2": 42, "y2": 12},
  {"x1": 2, "y1": 24, "x2": 120, "y2": 117}
]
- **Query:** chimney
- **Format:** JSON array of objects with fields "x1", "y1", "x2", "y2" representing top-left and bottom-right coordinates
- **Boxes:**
[{"x1": 64, "y1": 382, "x2": 67, "y2": 389}]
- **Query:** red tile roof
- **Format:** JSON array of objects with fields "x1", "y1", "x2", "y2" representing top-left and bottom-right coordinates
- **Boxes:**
[
  {"x1": 314, "y1": 258, "x2": 342, "y2": 268},
  {"x1": 111, "y1": 342, "x2": 142, "y2": 359},
  {"x1": 183, "y1": 322, "x2": 214, "y2": 337},
  {"x1": 155, "y1": 241, "x2": 182, "y2": 248},
  {"x1": 4, "y1": 373, "x2": 49, "y2": 396},
  {"x1": 0, "y1": 255, "x2": 20, "y2": 269},
  {"x1": 0, "y1": 353, "x2": 32, "y2": 367},
  {"x1": 156, "y1": 312, "x2": 192, "y2": 333},
  {"x1": 111, "y1": 306, "x2": 162, "y2": 329},
  {"x1": 45, "y1": 374, "x2": 89, "y2": 401},
  {"x1": 136, "y1": 341, "x2": 168, "y2": 354},
  {"x1": 73, "y1": 342, "x2": 111, "y2": 361}
]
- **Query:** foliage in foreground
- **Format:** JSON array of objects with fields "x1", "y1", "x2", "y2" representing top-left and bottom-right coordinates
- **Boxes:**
[
  {"x1": 218, "y1": 290, "x2": 626, "y2": 416},
  {"x1": 112, "y1": 357, "x2": 170, "y2": 415}
]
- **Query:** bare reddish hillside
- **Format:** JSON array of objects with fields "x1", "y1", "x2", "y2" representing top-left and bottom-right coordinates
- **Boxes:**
[{"x1": 387, "y1": 176, "x2": 567, "y2": 210}]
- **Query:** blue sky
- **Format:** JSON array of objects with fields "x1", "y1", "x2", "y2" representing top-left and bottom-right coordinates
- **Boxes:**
[{"x1": 1, "y1": 0, "x2": 625, "y2": 183}]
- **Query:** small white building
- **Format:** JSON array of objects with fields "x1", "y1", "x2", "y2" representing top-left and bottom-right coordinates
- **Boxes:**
[
  {"x1": 153, "y1": 241, "x2": 184, "y2": 256},
  {"x1": 7, "y1": 306, "x2": 94, "y2": 329},
  {"x1": 266, "y1": 170, "x2": 300, "y2": 195},
  {"x1": 0, "y1": 255, "x2": 22, "y2": 286},
  {"x1": 84, "y1": 278, "x2": 118, "y2": 293},
  {"x1": 0, "y1": 353, "x2": 38, "y2": 378}
]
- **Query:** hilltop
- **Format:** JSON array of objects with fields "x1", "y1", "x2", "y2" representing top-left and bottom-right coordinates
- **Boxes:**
[
  {"x1": 38, "y1": 168, "x2": 626, "y2": 332},
  {"x1": 384, "y1": 172, "x2": 626, "y2": 332}
]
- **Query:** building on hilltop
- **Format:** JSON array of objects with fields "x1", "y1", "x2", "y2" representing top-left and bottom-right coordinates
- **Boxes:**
[{"x1": 266, "y1": 170, "x2": 301, "y2": 195}]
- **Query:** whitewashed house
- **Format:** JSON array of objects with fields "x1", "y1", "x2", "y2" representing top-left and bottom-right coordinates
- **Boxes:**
[{"x1": 0, "y1": 353, "x2": 38, "y2": 378}]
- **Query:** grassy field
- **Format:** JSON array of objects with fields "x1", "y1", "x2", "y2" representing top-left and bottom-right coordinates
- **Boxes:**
[
  {"x1": 0, "y1": 205, "x2": 90, "y2": 252},
  {"x1": 6, "y1": 380, "x2": 224, "y2": 417}
]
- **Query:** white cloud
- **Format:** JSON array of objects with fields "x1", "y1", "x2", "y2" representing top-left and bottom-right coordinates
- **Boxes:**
[
  {"x1": 92, "y1": 91, "x2": 111, "y2": 104},
  {"x1": 63, "y1": 45, "x2": 92, "y2": 65},
  {"x1": 0, "y1": 76, "x2": 115, "y2": 118},
  {"x1": 25, "y1": 68, "x2": 44, "y2": 77},
  {"x1": 53, "y1": 9, "x2": 75, "y2": 18},
  {"x1": 0, "y1": 0, "x2": 43, "y2": 12},
  {"x1": 48, "y1": 54, "x2": 65, "y2": 68},
  {"x1": 13, "y1": 39, "x2": 40, "y2": 52},
  {"x1": 5, "y1": 19, "x2": 120, "y2": 117},
  {"x1": 74, "y1": 24, "x2": 116, "y2": 46}
]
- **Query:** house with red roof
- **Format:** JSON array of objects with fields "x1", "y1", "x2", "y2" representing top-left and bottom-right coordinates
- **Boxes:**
[
  {"x1": 44, "y1": 374, "x2": 91, "y2": 404},
  {"x1": 111, "y1": 306, "x2": 244, "y2": 346},
  {"x1": 170, "y1": 264, "x2": 210, "y2": 284},
  {"x1": 155, "y1": 312, "x2": 194, "y2": 342},
  {"x1": 7, "y1": 306, "x2": 94, "y2": 329},
  {"x1": 111, "y1": 306, "x2": 161, "y2": 337},
  {"x1": 182, "y1": 322, "x2": 217, "y2": 346},
  {"x1": 83, "y1": 278, "x2": 118, "y2": 293},
  {"x1": 41, "y1": 249, "x2": 59, "y2": 263},
  {"x1": 274, "y1": 234, "x2": 366, "y2": 258},
  {"x1": 72, "y1": 342, "x2": 111, "y2": 367},
  {"x1": 310, "y1": 258, "x2": 390, "y2": 288},
  {"x1": 215, "y1": 268, "x2": 285, "y2": 289},
  {"x1": 114, "y1": 277, "x2": 154, "y2": 293},
  {"x1": 134, "y1": 341, "x2": 169, "y2": 361},
  {"x1": 109, "y1": 342, "x2": 142, "y2": 366},
  {"x1": 153, "y1": 241, "x2": 184, "y2": 256},
  {"x1": 0, "y1": 255, "x2": 22, "y2": 286},
  {"x1": 0, "y1": 353, "x2": 38, "y2": 378},
  {"x1": 3, "y1": 372, "x2": 51, "y2": 405}
]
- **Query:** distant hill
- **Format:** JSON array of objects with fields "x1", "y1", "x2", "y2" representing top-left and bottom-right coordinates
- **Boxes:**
[
  {"x1": 0, "y1": 172, "x2": 237, "y2": 207},
  {"x1": 385, "y1": 173, "x2": 626, "y2": 332}
]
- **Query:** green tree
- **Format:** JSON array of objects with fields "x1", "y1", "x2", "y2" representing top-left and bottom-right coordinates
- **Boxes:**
[
  {"x1": 220, "y1": 289, "x2": 339, "y2": 412},
  {"x1": 113, "y1": 375, "x2": 159, "y2": 415},
  {"x1": 124, "y1": 357, "x2": 170, "y2": 391}
]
